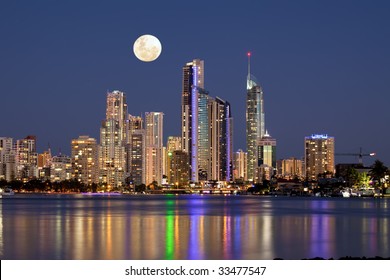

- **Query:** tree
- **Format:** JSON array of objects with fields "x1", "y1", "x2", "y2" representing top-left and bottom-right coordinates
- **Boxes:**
[
  {"x1": 135, "y1": 184, "x2": 146, "y2": 193},
  {"x1": 369, "y1": 160, "x2": 388, "y2": 186},
  {"x1": 357, "y1": 172, "x2": 371, "y2": 188},
  {"x1": 346, "y1": 167, "x2": 359, "y2": 187}
]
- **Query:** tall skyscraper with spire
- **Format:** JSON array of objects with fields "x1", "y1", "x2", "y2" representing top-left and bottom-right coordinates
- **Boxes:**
[{"x1": 246, "y1": 52, "x2": 265, "y2": 182}]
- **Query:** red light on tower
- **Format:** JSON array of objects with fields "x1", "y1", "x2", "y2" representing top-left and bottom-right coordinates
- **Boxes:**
[{"x1": 247, "y1": 52, "x2": 251, "y2": 57}]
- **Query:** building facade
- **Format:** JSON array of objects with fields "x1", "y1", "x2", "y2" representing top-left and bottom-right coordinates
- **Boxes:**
[
  {"x1": 276, "y1": 157, "x2": 304, "y2": 180},
  {"x1": 99, "y1": 90, "x2": 128, "y2": 188},
  {"x1": 0, "y1": 137, "x2": 14, "y2": 181},
  {"x1": 181, "y1": 59, "x2": 204, "y2": 183},
  {"x1": 209, "y1": 96, "x2": 233, "y2": 182},
  {"x1": 234, "y1": 149, "x2": 247, "y2": 182},
  {"x1": 71, "y1": 136, "x2": 98, "y2": 185},
  {"x1": 129, "y1": 129, "x2": 146, "y2": 186},
  {"x1": 257, "y1": 131, "x2": 276, "y2": 180},
  {"x1": 167, "y1": 150, "x2": 190, "y2": 187},
  {"x1": 145, "y1": 112, "x2": 164, "y2": 186},
  {"x1": 246, "y1": 53, "x2": 265, "y2": 182},
  {"x1": 304, "y1": 134, "x2": 335, "y2": 180},
  {"x1": 14, "y1": 135, "x2": 38, "y2": 181}
]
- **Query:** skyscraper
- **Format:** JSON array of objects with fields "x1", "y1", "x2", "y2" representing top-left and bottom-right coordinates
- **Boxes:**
[
  {"x1": 127, "y1": 114, "x2": 144, "y2": 176},
  {"x1": 234, "y1": 149, "x2": 247, "y2": 181},
  {"x1": 167, "y1": 150, "x2": 190, "y2": 187},
  {"x1": 145, "y1": 112, "x2": 164, "y2": 185},
  {"x1": 0, "y1": 137, "x2": 14, "y2": 181},
  {"x1": 71, "y1": 135, "x2": 98, "y2": 185},
  {"x1": 305, "y1": 134, "x2": 335, "y2": 180},
  {"x1": 257, "y1": 131, "x2": 276, "y2": 180},
  {"x1": 15, "y1": 135, "x2": 38, "y2": 181},
  {"x1": 182, "y1": 59, "x2": 204, "y2": 183},
  {"x1": 246, "y1": 53, "x2": 265, "y2": 183},
  {"x1": 129, "y1": 129, "x2": 146, "y2": 186},
  {"x1": 99, "y1": 90, "x2": 128, "y2": 189},
  {"x1": 209, "y1": 96, "x2": 233, "y2": 182}
]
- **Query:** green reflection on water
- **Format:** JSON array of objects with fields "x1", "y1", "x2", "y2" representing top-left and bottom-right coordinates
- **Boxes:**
[{"x1": 165, "y1": 196, "x2": 175, "y2": 259}]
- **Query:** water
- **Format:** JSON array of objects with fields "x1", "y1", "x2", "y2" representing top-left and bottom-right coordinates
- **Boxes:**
[{"x1": 0, "y1": 194, "x2": 389, "y2": 260}]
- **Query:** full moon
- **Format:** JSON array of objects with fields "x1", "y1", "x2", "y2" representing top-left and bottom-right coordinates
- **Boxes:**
[{"x1": 133, "y1": 34, "x2": 162, "y2": 62}]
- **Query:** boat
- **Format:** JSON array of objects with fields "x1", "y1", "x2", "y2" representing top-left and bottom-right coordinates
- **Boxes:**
[
  {"x1": 0, "y1": 187, "x2": 15, "y2": 196},
  {"x1": 341, "y1": 188, "x2": 351, "y2": 198}
]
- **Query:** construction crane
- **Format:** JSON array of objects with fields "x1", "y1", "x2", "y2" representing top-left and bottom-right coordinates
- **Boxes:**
[{"x1": 335, "y1": 147, "x2": 376, "y2": 165}]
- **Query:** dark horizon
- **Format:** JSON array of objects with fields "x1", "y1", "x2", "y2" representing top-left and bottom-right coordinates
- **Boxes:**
[{"x1": 1, "y1": 0, "x2": 389, "y2": 166}]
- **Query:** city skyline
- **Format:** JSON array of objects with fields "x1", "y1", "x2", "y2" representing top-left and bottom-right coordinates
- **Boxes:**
[{"x1": 1, "y1": 1, "x2": 389, "y2": 166}]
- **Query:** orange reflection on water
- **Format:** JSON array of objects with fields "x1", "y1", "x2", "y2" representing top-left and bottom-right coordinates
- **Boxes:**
[{"x1": 2, "y1": 196, "x2": 390, "y2": 260}]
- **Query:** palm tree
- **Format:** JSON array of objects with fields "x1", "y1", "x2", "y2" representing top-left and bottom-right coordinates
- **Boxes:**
[{"x1": 369, "y1": 160, "x2": 388, "y2": 186}]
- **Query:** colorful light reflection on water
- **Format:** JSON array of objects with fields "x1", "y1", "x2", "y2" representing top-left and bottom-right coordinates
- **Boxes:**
[{"x1": 0, "y1": 195, "x2": 389, "y2": 260}]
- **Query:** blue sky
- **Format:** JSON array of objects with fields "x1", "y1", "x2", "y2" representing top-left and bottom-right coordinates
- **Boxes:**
[{"x1": 1, "y1": 0, "x2": 389, "y2": 166}]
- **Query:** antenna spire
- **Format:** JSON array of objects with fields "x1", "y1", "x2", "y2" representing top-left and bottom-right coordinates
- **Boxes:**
[{"x1": 247, "y1": 51, "x2": 251, "y2": 78}]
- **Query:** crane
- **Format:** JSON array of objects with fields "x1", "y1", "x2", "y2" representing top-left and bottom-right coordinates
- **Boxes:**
[{"x1": 335, "y1": 147, "x2": 376, "y2": 165}]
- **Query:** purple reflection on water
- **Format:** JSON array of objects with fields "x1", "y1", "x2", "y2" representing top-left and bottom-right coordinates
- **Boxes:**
[{"x1": 1, "y1": 195, "x2": 389, "y2": 259}]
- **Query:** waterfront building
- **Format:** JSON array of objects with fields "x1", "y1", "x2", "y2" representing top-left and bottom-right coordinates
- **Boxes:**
[
  {"x1": 208, "y1": 96, "x2": 233, "y2": 182},
  {"x1": 257, "y1": 131, "x2": 276, "y2": 181},
  {"x1": 145, "y1": 112, "x2": 164, "y2": 186},
  {"x1": 71, "y1": 136, "x2": 98, "y2": 185},
  {"x1": 181, "y1": 59, "x2": 204, "y2": 183},
  {"x1": 38, "y1": 149, "x2": 52, "y2": 169},
  {"x1": 234, "y1": 149, "x2": 247, "y2": 182},
  {"x1": 105, "y1": 90, "x2": 128, "y2": 143},
  {"x1": 167, "y1": 150, "x2": 190, "y2": 187},
  {"x1": 246, "y1": 53, "x2": 265, "y2": 183},
  {"x1": 37, "y1": 149, "x2": 52, "y2": 181},
  {"x1": 50, "y1": 154, "x2": 72, "y2": 182},
  {"x1": 129, "y1": 129, "x2": 146, "y2": 186},
  {"x1": 99, "y1": 90, "x2": 128, "y2": 189},
  {"x1": 181, "y1": 59, "x2": 233, "y2": 184},
  {"x1": 276, "y1": 157, "x2": 304, "y2": 180},
  {"x1": 166, "y1": 136, "x2": 184, "y2": 185},
  {"x1": 0, "y1": 137, "x2": 14, "y2": 181},
  {"x1": 14, "y1": 135, "x2": 38, "y2": 181},
  {"x1": 127, "y1": 115, "x2": 144, "y2": 176},
  {"x1": 304, "y1": 134, "x2": 335, "y2": 180}
]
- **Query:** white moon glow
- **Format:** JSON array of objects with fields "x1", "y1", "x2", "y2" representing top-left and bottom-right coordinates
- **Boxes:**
[{"x1": 133, "y1": 34, "x2": 162, "y2": 62}]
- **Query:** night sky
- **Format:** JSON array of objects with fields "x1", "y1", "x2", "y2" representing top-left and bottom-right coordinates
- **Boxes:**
[{"x1": 1, "y1": 0, "x2": 389, "y2": 167}]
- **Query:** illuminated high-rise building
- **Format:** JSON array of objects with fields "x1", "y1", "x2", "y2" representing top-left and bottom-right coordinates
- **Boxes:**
[
  {"x1": 257, "y1": 131, "x2": 276, "y2": 180},
  {"x1": 166, "y1": 136, "x2": 182, "y2": 152},
  {"x1": 246, "y1": 53, "x2": 265, "y2": 182},
  {"x1": 304, "y1": 134, "x2": 335, "y2": 180},
  {"x1": 0, "y1": 137, "x2": 14, "y2": 181},
  {"x1": 234, "y1": 149, "x2": 247, "y2": 182},
  {"x1": 145, "y1": 112, "x2": 164, "y2": 186},
  {"x1": 129, "y1": 129, "x2": 145, "y2": 186},
  {"x1": 99, "y1": 90, "x2": 128, "y2": 189},
  {"x1": 71, "y1": 136, "x2": 98, "y2": 185},
  {"x1": 209, "y1": 96, "x2": 233, "y2": 182},
  {"x1": 127, "y1": 115, "x2": 144, "y2": 175},
  {"x1": 38, "y1": 149, "x2": 52, "y2": 169},
  {"x1": 182, "y1": 59, "x2": 204, "y2": 183},
  {"x1": 14, "y1": 135, "x2": 38, "y2": 181},
  {"x1": 276, "y1": 157, "x2": 304, "y2": 180},
  {"x1": 167, "y1": 150, "x2": 190, "y2": 187},
  {"x1": 106, "y1": 90, "x2": 128, "y2": 143},
  {"x1": 50, "y1": 154, "x2": 72, "y2": 182}
]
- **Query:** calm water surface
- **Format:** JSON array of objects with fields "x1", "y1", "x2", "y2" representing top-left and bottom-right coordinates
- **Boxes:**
[{"x1": 0, "y1": 194, "x2": 389, "y2": 260}]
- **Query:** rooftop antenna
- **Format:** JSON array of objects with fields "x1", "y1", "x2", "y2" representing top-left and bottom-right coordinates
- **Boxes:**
[{"x1": 247, "y1": 51, "x2": 251, "y2": 78}]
